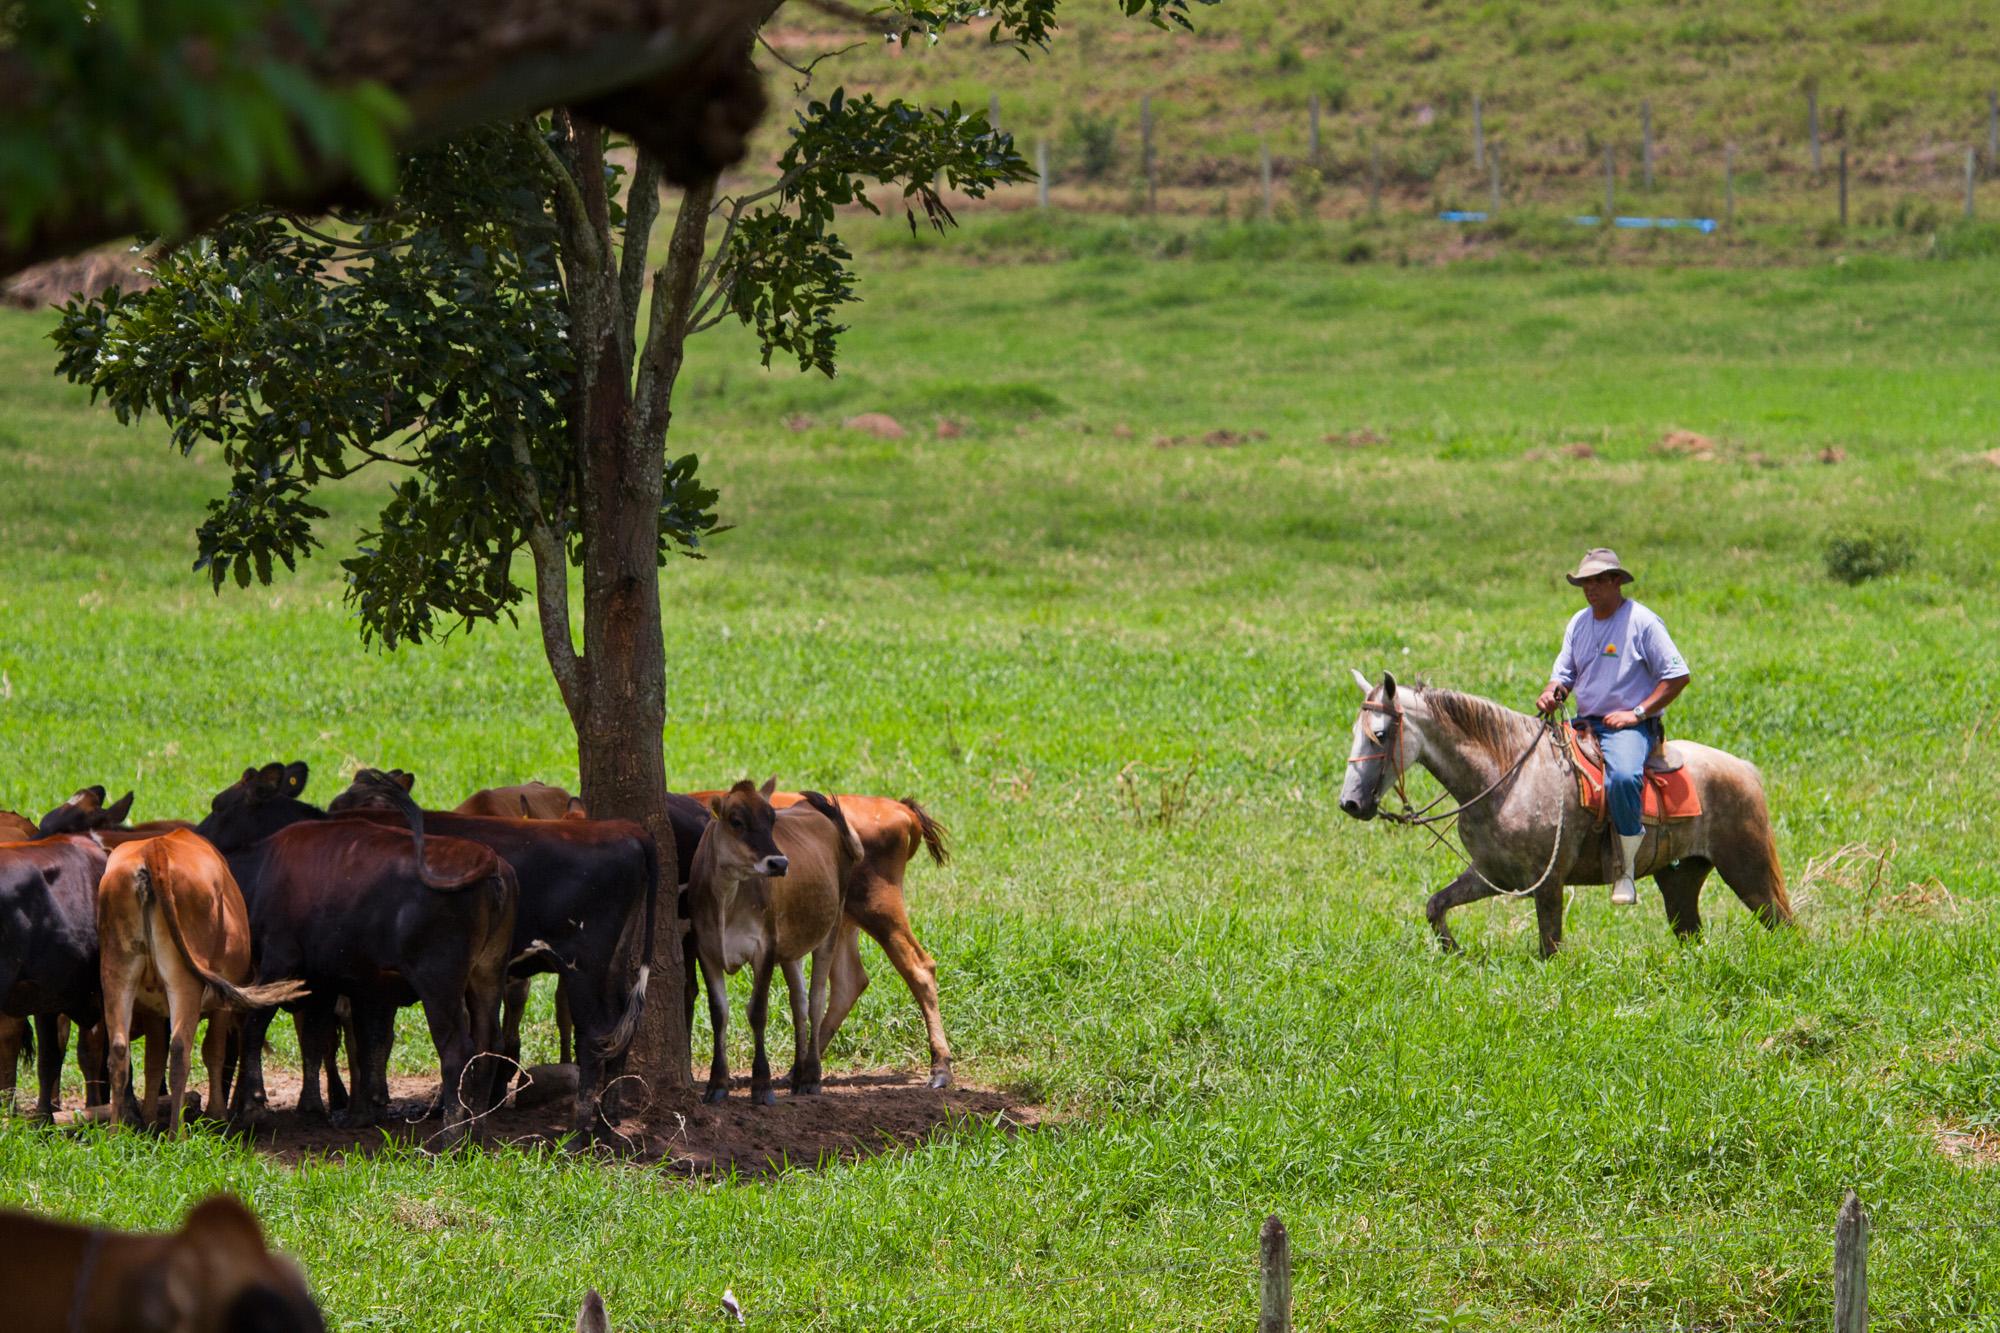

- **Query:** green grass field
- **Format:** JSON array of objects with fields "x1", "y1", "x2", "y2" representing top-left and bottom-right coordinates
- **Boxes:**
[{"x1": 2, "y1": 237, "x2": 1999, "y2": 1330}]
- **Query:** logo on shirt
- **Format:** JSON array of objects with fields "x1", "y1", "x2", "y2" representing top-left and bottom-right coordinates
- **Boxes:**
[{"x1": 1602, "y1": 642, "x2": 1619, "y2": 656}]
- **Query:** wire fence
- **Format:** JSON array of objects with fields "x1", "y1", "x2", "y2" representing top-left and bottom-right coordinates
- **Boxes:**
[
  {"x1": 556, "y1": 1196, "x2": 2000, "y2": 1330},
  {"x1": 956, "y1": 85, "x2": 2000, "y2": 234}
]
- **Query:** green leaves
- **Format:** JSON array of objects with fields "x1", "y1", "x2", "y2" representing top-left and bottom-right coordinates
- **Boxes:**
[
  {"x1": 885, "y1": 0, "x2": 1220, "y2": 48},
  {"x1": 719, "y1": 92, "x2": 1029, "y2": 375}
]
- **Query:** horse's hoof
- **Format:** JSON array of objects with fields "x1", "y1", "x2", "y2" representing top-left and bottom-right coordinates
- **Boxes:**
[
  {"x1": 928, "y1": 1069, "x2": 954, "y2": 1091},
  {"x1": 703, "y1": 1086, "x2": 730, "y2": 1104}
]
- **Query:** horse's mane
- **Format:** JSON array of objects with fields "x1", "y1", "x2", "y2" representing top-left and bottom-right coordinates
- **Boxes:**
[{"x1": 1413, "y1": 683, "x2": 1535, "y2": 764}]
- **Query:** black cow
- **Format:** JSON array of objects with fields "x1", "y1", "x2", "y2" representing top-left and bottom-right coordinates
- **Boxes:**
[
  {"x1": 327, "y1": 770, "x2": 663, "y2": 1140},
  {"x1": 0, "y1": 834, "x2": 109, "y2": 1115},
  {"x1": 198, "y1": 765, "x2": 516, "y2": 1141}
]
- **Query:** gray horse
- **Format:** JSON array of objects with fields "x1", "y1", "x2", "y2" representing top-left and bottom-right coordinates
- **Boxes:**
[{"x1": 1339, "y1": 671, "x2": 1792, "y2": 957}]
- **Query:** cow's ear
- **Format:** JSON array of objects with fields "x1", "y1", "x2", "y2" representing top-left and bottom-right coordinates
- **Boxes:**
[
  {"x1": 85, "y1": 785, "x2": 107, "y2": 807},
  {"x1": 564, "y1": 797, "x2": 589, "y2": 820},
  {"x1": 240, "y1": 766, "x2": 259, "y2": 786},
  {"x1": 707, "y1": 796, "x2": 725, "y2": 820},
  {"x1": 101, "y1": 791, "x2": 135, "y2": 826},
  {"x1": 759, "y1": 776, "x2": 778, "y2": 799},
  {"x1": 284, "y1": 762, "x2": 309, "y2": 796},
  {"x1": 392, "y1": 770, "x2": 415, "y2": 792}
]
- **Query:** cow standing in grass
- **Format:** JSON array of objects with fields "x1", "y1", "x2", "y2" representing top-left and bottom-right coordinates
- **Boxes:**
[
  {"x1": 198, "y1": 765, "x2": 516, "y2": 1140},
  {"x1": 96, "y1": 829, "x2": 307, "y2": 1132},
  {"x1": 0, "y1": 833, "x2": 110, "y2": 1117},
  {"x1": 689, "y1": 780, "x2": 860, "y2": 1104}
]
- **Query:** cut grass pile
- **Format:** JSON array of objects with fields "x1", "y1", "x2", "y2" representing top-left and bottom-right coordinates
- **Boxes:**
[{"x1": 1, "y1": 246, "x2": 1997, "y2": 1330}]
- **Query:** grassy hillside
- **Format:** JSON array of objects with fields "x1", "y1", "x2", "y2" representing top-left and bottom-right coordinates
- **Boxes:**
[
  {"x1": 3, "y1": 247, "x2": 1999, "y2": 1329},
  {"x1": 752, "y1": 1, "x2": 2000, "y2": 230}
]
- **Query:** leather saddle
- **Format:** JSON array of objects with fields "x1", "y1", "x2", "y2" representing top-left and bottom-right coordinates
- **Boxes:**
[{"x1": 1563, "y1": 720, "x2": 1702, "y2": 826}]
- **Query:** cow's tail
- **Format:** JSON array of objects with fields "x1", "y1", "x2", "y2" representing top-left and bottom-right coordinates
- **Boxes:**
[
  {"x1": 354, "y1": 768, "x2": 486, "y2": 890},
  {"x1": 899, "y1": 797, "x2": 951, "y2": 866},
  {"x1": 138, "y1": 841, "x2": 308, "y2": 1011},
  {"x1": 801, "y1": 791, "x2": 863, "y2": 871},
  {"x1": 595, "y1": 831, "x2": 659, "y2": 1060}
]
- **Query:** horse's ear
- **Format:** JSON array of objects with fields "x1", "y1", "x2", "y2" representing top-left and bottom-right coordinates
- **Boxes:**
[
  {"x1": 1381, "y1": 671, "x2": 1398, "y2": 703},
  {"x1": 1349, "y1": 667, "x2": 1373, "y2": 695}
]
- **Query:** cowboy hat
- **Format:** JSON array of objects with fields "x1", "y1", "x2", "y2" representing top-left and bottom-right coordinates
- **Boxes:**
[{"x1": 1566, "y1": 547, "x2": 1634, "y2": 586}]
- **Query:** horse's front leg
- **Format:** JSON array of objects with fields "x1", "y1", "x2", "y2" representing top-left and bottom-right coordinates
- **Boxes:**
[{"x1": 1425, "y1": 870, "x2": 1500, "y2": 953}]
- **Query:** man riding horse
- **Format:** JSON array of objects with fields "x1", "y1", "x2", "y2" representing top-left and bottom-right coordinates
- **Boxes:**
[{"x1": 1534, "y1": 548, "x2": 1688, "y2": 907}]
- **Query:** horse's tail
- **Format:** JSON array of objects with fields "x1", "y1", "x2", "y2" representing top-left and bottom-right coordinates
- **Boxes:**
[
  {"x1": 1713, "y1": 758, "x2": 1793, "y2": 928},
  {"x1": 898, "y1": 798, "x2": 950, "y2": 867}
]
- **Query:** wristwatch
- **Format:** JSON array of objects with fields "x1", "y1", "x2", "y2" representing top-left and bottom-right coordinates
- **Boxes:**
[{"x1": 1632, "y1": 704, "x2": 1649, "y2": 722}]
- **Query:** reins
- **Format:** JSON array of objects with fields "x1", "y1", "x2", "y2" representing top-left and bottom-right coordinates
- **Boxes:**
[{"x1": 1353, "y1": 696, "x2": 1577, "y2": 900}]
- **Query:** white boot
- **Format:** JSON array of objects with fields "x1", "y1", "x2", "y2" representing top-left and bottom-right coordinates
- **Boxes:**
[{"x1": 1612, "y1": 832, "x2": 1645, "y2": 905}]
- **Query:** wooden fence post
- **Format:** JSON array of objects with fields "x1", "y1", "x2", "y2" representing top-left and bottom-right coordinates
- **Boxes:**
[
  {"x1": 1473, "y1": 93, "x2": 1486, "y2": 171},
  {"x1": 1259, "y1": 1215, "x2": 1292, "y2": 1333},
  {"x1": 1838, "y1": 146, "x2": 1848, "y2": 226},
  {"x1": 1036, "y1": 140, "x2": 1049, "y2": 208},
  {"x1": 1488, "y1": 142, "x2": 1502, "y2": 215},
  {"x1": 1260, "y1": 138, "x2": 1273, "y2": 219},
  {"x1": 1988, "y1": 90, "x2": 1998, "y2": 175},
  {"x1": 1603, "y1": 144, "x2": 1615, "y2": 219},
  {"x1": 1725, "y1": 144, "x2": 1736, "y2": 229},
  {"x1": 1834, "y1": 1191, "x2": 1869, "y2": 1333},
  {"x1": 1968, "y1": 148, "x2": 1979, "y2": 219},
  {"x1": 1369, "y1": 140, "x2": 1382, "y2": 216},
  {"x1": 1142, "y1": 94, "x2": 1156, "y2": 213},
  {"x1": 1309, "y1": 93, "x2": 1321, "y2": 167},
  {"x1": 1641, "y1": 98, "x2": 1654, "y2": 190},
  {"x1": 1809, "y1": 89, "x2": 1822, "y2": 175}
]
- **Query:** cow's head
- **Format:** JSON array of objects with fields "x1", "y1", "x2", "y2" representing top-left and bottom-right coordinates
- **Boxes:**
[
  {"x1": 36, "y1": 785, "x2": 135, "y2": 836},
  {"x1": 706, "y1": 778, "x2": 788, "y2": 878},
  {"x1": 146, "y1": 1195, "x2": 327, "y2": 1333},
  {"x1": 326, "y1": 768, "x2": 416, "y2": 815},
  {"x1": 196, "y1": 761, "x2": 315, "y2": 851}
]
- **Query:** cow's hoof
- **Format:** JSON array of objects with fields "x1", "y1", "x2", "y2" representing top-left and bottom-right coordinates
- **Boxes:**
[
  {"x1": 329, "y1": 1108, "x2": 378, "y2": 1130},
  {"x1": 790, "y1": 1081, "x2": 821, "y2": 1096},
  {"x1": 703, "y1": 1085, "x2": 729, "y2": 1104},
  {"x1": 753, "y1": 1087, "x2": 776, "y2": 1107},
  {"x1": 295, "y1": 1097, "x2": 327, "y2": 1122}
]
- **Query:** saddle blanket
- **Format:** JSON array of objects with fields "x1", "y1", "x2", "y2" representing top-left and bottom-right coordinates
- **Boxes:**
[{"x1": 1568, "y1": 722, "x2": 1703, "y2": 825}]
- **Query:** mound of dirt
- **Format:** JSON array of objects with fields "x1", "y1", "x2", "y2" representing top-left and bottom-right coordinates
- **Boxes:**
[
  {"x1": 53, "y1": 1063, "x2": 1045, "y2": 1176},
  {"x1": 1655, "y1": 429, "x2": 1719, "y2": 460},
  {"x1": 843, "y1": 413, "x2": 906, "y2": 439},
  {"x1": 3, "y1": 249, "x2": 149, "y2": 310}
]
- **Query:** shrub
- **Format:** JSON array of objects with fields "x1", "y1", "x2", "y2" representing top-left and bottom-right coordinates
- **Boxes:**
[
  {"x1": 1290, "y1": 166, "x2": 1325, "y2": 214},
  {"x1": 1823, "y1": 527, "x2": 1916, "y2": 584},
  {"x1": 1064, "y1": 108, "x2": 1121, "y2": 181}
]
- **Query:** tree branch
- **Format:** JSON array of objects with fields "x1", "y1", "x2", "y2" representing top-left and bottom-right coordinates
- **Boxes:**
[
  {"x1": 527, "y1": 121, "x2": 605, "y2": 276},
  {"x1": 504, "y1": 418, "x2": 584, "y2": 720},
  {"x1": 2, "y1": 0, "x2": 772, "y2": 278},
  {"x1": 618, "y1": 152, "x2": 664, "y2": 360},
  {"x1": 633, "y1": 173, "x2": 718, "y2": 446}
]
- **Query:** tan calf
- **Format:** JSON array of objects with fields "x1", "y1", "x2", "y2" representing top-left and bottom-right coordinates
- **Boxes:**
[
  {"x1": 97, "y1": 830, "x2": 306, "y2": 1131},
  {"x1": 689, "y1": 780, "x2": 860, "y2": 1104},
  {"x1": 456, "y1": 779, "x2": 585, "y2": 821},
  {"x1": 0, "y1": 1194, "x2": 324, "y2": 1332}
]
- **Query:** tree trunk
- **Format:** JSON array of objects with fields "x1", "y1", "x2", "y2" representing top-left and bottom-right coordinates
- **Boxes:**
[{"x1": 560, "y1": 119, "x2": 692, "y2": 1106}]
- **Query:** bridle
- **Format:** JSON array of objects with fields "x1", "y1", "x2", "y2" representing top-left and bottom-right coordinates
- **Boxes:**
[{"x1": 1350, "y1": 693, "x2": 1576, "y2": 899}]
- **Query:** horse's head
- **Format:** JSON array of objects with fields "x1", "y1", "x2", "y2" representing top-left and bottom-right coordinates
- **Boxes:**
[{"x1": 1340, "y1": 669, "x2": 1418, "y2": 820}]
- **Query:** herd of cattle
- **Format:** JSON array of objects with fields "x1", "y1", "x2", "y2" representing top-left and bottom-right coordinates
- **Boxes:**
[{"x1": 0, "y1": 762, "x2": 955, "y2": 1142}]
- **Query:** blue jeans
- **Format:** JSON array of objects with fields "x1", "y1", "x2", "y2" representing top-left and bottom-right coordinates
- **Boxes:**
[{"x1": 1585, "y1": 719, "x2": 1658, "y2": 838}]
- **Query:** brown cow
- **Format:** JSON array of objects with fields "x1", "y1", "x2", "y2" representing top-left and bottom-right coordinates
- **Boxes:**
[
  {"x1": 98, "y1": 831, "x2": 308, "y2": 1132},
  {"x1": 37, "y1": 785, "x2": 195, "y2": 847},
  {"x1": 0, "y1": 810, "x2": 35, "y2": 841},
  {"x1": 689, "y1": 780, "x2": 860, "y2": 1103},
  {"x1": 689, "y1": 788, "x2": 955, "y2": 1088},
  {"x1": 455, "y1": 779, "x2": 583, "y2": 821},
  {"x1": 1, "y1": 1194, "x2": 325, "y2": 1332}
]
